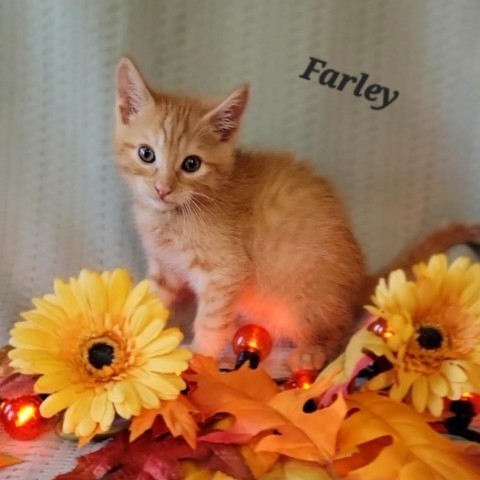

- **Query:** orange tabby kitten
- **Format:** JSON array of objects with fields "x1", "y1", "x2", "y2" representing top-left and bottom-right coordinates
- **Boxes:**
[{"x1": 113, "y1": 57, "x2": 480, "y2": 371}]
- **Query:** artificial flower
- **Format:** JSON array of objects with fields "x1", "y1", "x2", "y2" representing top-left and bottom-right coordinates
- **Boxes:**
[
  {"x1": 8, "y1": 269, "x2": 192, "y2": 441},
  {"x1": 366, "y1": 254, "x2": 480, "y2": 416}
]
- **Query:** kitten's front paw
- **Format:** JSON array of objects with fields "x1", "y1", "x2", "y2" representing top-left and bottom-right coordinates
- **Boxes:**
[{"x1": 287, "y1": 346, "x2": 327, "y2": 372}]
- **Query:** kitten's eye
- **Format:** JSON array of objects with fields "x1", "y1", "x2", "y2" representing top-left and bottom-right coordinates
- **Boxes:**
[
  {"x1": 138, "y1": 145, "x2": 156, "y2": 164},
  {"x1": 181, "y1": 155, "x2": 202, "y2": 173}
]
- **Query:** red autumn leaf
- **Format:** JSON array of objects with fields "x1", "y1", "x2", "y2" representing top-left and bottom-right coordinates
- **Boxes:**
[
  {"x1": 151, "y1": 415, "x2": 169, "y2": 437},
  {"x1": 54, "y1": 432, "x2": 131, "y2": 480},
  {"x1": 55, "y1": 431, "x2": 254, "y2": 480},
  {"x1": 203, "y1": 443, "x2": 255, "y2": 480}
]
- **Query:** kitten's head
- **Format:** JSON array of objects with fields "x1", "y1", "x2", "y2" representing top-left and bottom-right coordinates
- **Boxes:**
[{"x1": 114, "y1": 57, "x2": 249, "y2": 212}]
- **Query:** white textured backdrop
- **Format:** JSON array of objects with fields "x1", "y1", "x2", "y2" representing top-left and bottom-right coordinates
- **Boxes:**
[{"x1": 0, "y1": 1, "x2": 479, "y2": 477}]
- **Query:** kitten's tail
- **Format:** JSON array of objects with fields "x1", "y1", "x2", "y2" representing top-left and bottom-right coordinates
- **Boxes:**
[{"x1": 360, "y1": 222, "x2": 480, "y2": 304}]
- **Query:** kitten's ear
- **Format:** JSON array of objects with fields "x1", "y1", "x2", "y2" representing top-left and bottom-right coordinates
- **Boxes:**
[
  {"x1": 203, "y1": 85, "x2": 249, "y2": 142},
  {"x1": 115, "y1": 57, "x2": 154, "y2": 125}
]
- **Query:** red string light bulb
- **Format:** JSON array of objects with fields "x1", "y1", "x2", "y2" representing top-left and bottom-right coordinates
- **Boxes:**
[
  {"x1": 0, "y1": 395, "x2": 47, "y2": 440},
  {"x1": 232, "y1": 324, "x2": 273, "y2": 369},
  {"x1": 285, "y1": 369, "x2": 317, "y2": 390},
  {"x1": 368, "y1": 318, "x2": 393, "y2": 339}
]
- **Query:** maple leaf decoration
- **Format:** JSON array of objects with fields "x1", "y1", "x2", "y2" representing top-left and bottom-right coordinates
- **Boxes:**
[
  {"x1": 187, "y1": 354, "x2": 346, "y2": 463},
  {"x1": 130, "y1": 395, "x2": 200, "y2": 447}
]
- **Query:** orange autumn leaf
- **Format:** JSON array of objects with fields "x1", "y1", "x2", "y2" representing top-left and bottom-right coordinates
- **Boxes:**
[
  {"x1": 191, "y1": 364, "x2": 284, "y2": 444},
  {"x1": 190, "y1": 362, "x2": 346, "y2": 463},
  {"x1": 187, "y1": 354, "x2": 282, "y2": 444},
  {"x1": 181, "y1": 460, "x2": 237, "y2": 480},
  {"x1": 259, "y1": 459, "x2": 334, "y2": 480},
  {"x1": 254, "y1": 369, "x2": 346, "y2": 461},
  {"x1": 130, "y1": 395, "x2": 200, "y2": 447},
  {"x1": 240, "y1": 445, "x2": 279, "y2": 478},
  {"x1": 161, "y1": 395, "x2": 200, "y2": 448},
  {"x1": 187, "y1": 354, "x2": 281, "y2": 405},
  {"x1": 188, "y1": 354, "x2": 221, "y2": 378},
  {"x1": 333, "y1": 436, "x2": 392, "y2": 477},
  {"x1": 334, "y1": 392, "x2": 480, "y2": 479},
  {"x1": 130, "y1": 407, "x2": 160, "y2": 442},
  {"x1": 0, "y1": 452, "x2": 22, "y2": 468}
]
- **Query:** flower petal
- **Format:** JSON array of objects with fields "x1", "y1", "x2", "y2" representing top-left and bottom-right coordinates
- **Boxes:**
[
  {"x1": 9, "y1": 326, "x2": 58, "y2": 351},
  {"x1": 447, "y1": 382, "x2": 463, "y2": 400},
  {"x1": 63, "y1": 393, "x2": 93, "y2": 435},
  {"x1": 135, "y1": 319, "x2": 171, "y2": 350},
  {"x1": 35, "y1": 370, "x2": 73, "y2": 393},
  {"x1": 107, "y1": 269, "x2": 133, "y2": 313},
  {"x1": 122, "y1": 280, "x2": 151, "y2": 320},
  {"x1": 145, "y1": 350, "x2": 192, "y2": 373},
  {"x1": 54, "y1": 278, "x2": 81, "y2": 315},
  {"x1": 77, "y1": 415, "x2": 97, "y2": 439},
  {"x1": 21, "y1": 310, "x2": 62, "y2": 331},
  {"x1": 390, "y1": 370, "x2": 419, "y2": 402},
  {"x1": 427, "y1": 390, "x2": 444, "y2": 417},
  {"x1": 90, "y1": 391, "x2": 108, "y2": 423},
  {"x1": 130, "y1": 381, "x2": 161, "y2": 409},
  {"x1": 40, "y1": 385, "x2": 83, "y2": 418},
  {"x1": 8, "y1": 348, "x2": 55, "y2": 363},
  {"x1": 100, "y1": 401, "x2": 116, "y2": 432},
  {"x1": 107, "y1": 382, "x2": 125, "y2": 403},
  {"x1": 411, "y1": 375, "x2": 428, "y2": 413},
  {"x1": 366, "y1": 370, "x2": 395, "y2": 391},
  {"x1": 86, "y1": 271, "x2": 108, "y2": 314},
  {"x1": 68, "y1": 278, "x2": 90, "y2": 314},
  {"x1": 428, "y1": 372, "x2": 448, "y2": 398},
  {"x1": 31, "y1": 297, "x2": 67, "y2": 323},
  {"x1": 115, "y1": 401, "x2": 135, "y2": 420},
  {"x1": 133, "y1": 372, "x2": 185, "y2": 400},
  {"x1": 129, "y1": 305, "x2": 153, "y2": 337},
  {"x1": 116, "y1": 380, "x2": 141, "y2": 415},
  {"x1": 440, "y1": 362, "x2": 468, "y2": 383},
  {"x1": 142, "y1": 329, "x2": 185, "y2": 356}
]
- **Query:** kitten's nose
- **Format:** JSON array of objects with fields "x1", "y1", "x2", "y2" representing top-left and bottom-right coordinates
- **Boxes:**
[{"x1": 155, "y1": 185, "x2": 172, "y2": 200}]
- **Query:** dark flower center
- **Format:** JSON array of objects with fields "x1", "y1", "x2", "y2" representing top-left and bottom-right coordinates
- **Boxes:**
[
  {"x1": 88, "y1": 342, "x2": 115, "y2": 369},
  {"x1": 417, "y1": 326, "x2": 443, "y2": 350}
]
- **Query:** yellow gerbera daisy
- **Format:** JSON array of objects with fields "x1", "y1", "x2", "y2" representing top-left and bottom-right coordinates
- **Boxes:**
[
  {"x1": 8, "y1": 269, "x2": 192, "y2": 441},
  {"x1": 366, "y1": 254, "x2": 480, "y2": 416}
]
